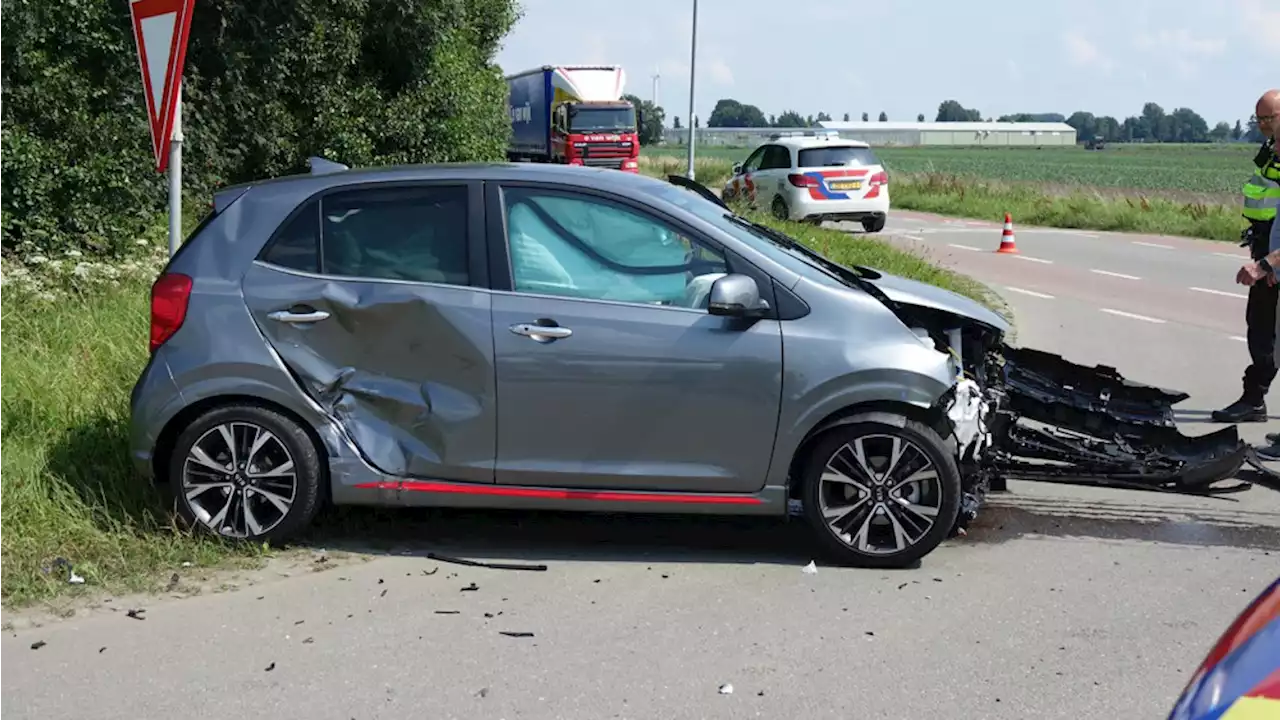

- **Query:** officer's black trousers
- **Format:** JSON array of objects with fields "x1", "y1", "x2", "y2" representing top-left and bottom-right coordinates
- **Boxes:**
[{"x1": 1243, "y1": 279, "x2": 1279, "y2": 403}]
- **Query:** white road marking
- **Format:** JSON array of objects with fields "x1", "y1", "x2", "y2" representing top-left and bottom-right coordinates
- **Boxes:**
[
  {"x1": 1004, "y1": 286, "x2": 1056, "y2": 299},
  {"x1": 1090, "y1": 269, "x2": 1142, "y2": 280},
  {"x1": 1190, "y1": 286, "x2": 1249, "y2": 300},
  {"x1": 1100, "y1": 308, "x2": 1166, "y2": 324},
  {"x1": 1132, "y1": 241, "x2": 1173, "y2": 250},
  {"x1": 947, "y1": 243, "x2": 983, "y2": 252},
  {"x1": 1015, "y1": 255, "x2": 1054, "y2": 264},
  {"x1": 1230, "y1": 336, "x2": 1248, "y2": 342},
  {"x1": 1215, "y1": 252, "x2": 1246, "y2": 260},
  {"x1": 900, "y1": 234, "x2": 925, "y2": 242}
]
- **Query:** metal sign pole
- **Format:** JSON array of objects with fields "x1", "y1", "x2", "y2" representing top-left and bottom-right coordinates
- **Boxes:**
[
  {"x1": 168, "y1": 92, "x2": 184, "y2": 257},
  {"x1": 685, "y1": 0, "x2": 698, "y2": 180}
]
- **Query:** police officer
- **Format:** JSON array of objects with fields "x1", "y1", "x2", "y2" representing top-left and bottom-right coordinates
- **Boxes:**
[
  {"x1": 1213, "y1": 89, "x2": 1280, "y2": 423},
  {"x1": 1233, "y1": 212, "x2": 1280, "y2": 458}
]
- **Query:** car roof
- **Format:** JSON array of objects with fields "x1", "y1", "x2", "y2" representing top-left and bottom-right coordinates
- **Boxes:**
[
  {"x1": 214, "y1": 161, "x2": 674, "y2": 203},
  {"x1": 754, "y1": 134, "x2": 872, "y2": 151}
]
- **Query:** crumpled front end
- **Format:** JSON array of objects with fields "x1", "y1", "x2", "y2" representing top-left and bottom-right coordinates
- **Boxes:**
[{"x1": 904, "y1": 303, "x2": 1250, "y2": 537}]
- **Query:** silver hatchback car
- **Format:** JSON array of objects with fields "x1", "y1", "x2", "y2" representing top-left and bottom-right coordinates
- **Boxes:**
[{"x1": 130, "y1": 160, "x2": 1013, "y2": 568}]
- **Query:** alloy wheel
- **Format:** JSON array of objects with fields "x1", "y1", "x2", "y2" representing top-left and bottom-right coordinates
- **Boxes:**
[
  {"x1": 817, "y1": 434, "x2": 943, "y2": 555},
  {"x1": 181, "y1": 421, "x2": 298, "y2": 538}
]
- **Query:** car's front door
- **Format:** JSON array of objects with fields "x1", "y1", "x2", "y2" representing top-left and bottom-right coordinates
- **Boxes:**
[
  {"x1": 732, "y1": 146, "x2": 767, "y2": 209},
  {"x1": 756, "y1": 145, "x2": 794, "y2": 206},
  {"x1": 487, "y1": 182, "x2": 784, "y2": 493},
  {"x1": 241, "y1": 181, "x2": 497, "y2": 483}
]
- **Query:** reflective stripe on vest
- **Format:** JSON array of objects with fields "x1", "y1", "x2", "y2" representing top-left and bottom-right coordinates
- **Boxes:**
[{"x1": 1243, "y1": 164, "x2": 1280, "y2": 222}]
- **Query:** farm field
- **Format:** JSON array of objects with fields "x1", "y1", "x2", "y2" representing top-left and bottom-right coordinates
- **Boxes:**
[{"x1": 644, "y1": 143, "x2": 1250, "y2": 197}]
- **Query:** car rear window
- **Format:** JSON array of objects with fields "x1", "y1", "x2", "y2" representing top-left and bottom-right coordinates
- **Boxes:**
[{"x1": 797, "y1": 146, "x2": 879, "y2": 168}]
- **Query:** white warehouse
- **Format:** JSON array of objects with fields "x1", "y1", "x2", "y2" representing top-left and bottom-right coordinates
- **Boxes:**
[{"x1": 816, "y1": 120, "x2": 1077, "y2": 147}]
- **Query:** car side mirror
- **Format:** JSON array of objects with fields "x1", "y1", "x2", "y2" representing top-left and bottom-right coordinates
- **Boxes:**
[
  {"x1": 732, "y1": 163, "x2": 743, "y2": 175},
  {"x1": 707, "y1": 274, "x2": 768, "y2": 318}
]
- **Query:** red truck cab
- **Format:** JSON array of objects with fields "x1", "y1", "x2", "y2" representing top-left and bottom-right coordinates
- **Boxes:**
[{"x1": 553, "y1": 101, "x2": 641, "y2": 172}]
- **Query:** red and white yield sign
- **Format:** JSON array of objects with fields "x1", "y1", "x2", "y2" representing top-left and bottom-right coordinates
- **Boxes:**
[{"x1": 130, "y1": 0, "x2": 196, "y2": 173}]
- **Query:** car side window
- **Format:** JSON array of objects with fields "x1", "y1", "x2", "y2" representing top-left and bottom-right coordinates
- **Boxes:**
[
  {"x1": 319, "y1": 185, "x2": 469, "y2": 285},
  {"x1": 742, "y1": 147, "x2": 765, "y2": 173},
  {"x1": 502, "y1": 186, "x2": 730, "y2": 309},
  {"x1": 763, "y1": 145, "x2": 792, "y2": 170},
  {"x1": 262, "y1": 199, "x2": 321, "y2": 273}
]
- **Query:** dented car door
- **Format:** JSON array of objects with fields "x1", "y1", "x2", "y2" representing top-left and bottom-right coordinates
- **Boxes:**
[{"x1": 241, "y1": 181, "x2": 497, "y2": 483}]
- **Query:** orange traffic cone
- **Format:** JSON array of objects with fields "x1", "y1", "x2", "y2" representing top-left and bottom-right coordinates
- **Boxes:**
[{"x1": 996, "y1": 212, "x2": 1019, "y2": 254}]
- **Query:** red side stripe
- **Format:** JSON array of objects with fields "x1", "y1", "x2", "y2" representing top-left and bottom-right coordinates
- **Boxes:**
[
  {"x1": 1246, "y1": 668, "x2": 1280, "y2": 700},
  {"x1": 1192, "y1": 580, "x2": 1280, "y2": 678},
  {"x1": 355, "y1": 480, "x2": 764, "y2": 505}
]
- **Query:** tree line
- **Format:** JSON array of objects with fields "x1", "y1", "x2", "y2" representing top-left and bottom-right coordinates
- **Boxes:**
[
  {"x1": 689, "y1": 97, "x2": 1267, "y2": 144},
  {"x1": 2, "y1": 0, "x2": 521, "y2": 258}
]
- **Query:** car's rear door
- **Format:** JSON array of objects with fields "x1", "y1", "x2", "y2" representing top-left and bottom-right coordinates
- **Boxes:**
[
  {"x1": 241, "y1": 180, "x2": 497, "y2": 483},
  {"x1": 485, "y1": 180, "x2": 784, "y2": 493}
]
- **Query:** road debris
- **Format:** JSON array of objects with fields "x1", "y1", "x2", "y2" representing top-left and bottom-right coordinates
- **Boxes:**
[
  {"x1": 302, "y1": 637, "x2": 314, "y2": 645},
  {"x1": 181, "y1": 561, "x2": 194, "y2": 568},
  {"x1": 422, "y1": 567, "x2": 439, "y2": 576},
  {"x1": 69, "y1": 571, "x2": 86, "y2": 585},
  {"x1": 477, "y1": 688, "x2": 490, "y2": 698},
  {"x1": 435, "y1": 610, "x2": 461, "y2": 615},
  {"x1": 499, "y1": 631, "x2": 534, "y2": 638},
  {"x1": 802, "y1": 561, "x2": 818, "y2": 575},
  {"x1": 427, "y1": 553, "x2": 548, "y2": 572},
  {"x1": 99, "y1": 647, "x2": 106, "y2": 653},
  {"x1": 264, "y1": 662, "x2": 276, "y2": 672},
  {"x1": 126, "y1": 609, "x2": 146, "y2": 620},
  {"x1": 719, "y1": 683, "x2": 734, "y2": 695},
  {"x1": 30, "y1": 640, "x2": 46, "y2": 650},
  {"x1": 164, "y1": 573, "x2": 179, "y2": 591},
  {"x1": 380, "y1": 589, "x2": 388, "y2": 598},
  {"x1": 460, "y1": 582, "x2": 479, "y2": 592}
]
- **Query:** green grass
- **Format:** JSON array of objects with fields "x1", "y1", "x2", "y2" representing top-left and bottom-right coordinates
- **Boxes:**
[
  {"x1": 0, "y1": 211, "x2": 997, "y2": 607},
  {"x1": 1, "y1": 279, "x2": 270, "y2": 607},
  {"x1": 640, "y1": 145, "x2": 1250, "y2": 243}
]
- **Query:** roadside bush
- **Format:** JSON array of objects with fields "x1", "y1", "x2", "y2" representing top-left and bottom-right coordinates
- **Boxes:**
[{"x1": 1, "y1": 0, "x2": 521, "y2": 260}]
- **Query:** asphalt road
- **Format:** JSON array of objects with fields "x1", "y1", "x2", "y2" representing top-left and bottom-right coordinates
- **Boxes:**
[{"x1": 4, "y1": 213, "x2": 1280, "y2": 720}]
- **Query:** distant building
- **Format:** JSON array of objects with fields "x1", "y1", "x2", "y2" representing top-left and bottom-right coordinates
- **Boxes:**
[{"x1": 658, "y1": 121, "x2": 1078, "y2": 148}]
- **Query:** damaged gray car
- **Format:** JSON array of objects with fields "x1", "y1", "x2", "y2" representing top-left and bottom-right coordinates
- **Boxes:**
[{"x1": 129, "y1": 160, "x2": 1251, "y2": 568}]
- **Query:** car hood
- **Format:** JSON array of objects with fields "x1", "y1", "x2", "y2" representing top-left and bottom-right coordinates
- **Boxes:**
[{"x1": 863, "y1": 271, "x2": 1011, "y2": 334}]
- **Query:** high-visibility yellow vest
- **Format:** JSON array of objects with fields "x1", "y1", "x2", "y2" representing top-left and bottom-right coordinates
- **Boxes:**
[{"x1": 1243, "y1": 145, "x2": 1280, "y2": 223}]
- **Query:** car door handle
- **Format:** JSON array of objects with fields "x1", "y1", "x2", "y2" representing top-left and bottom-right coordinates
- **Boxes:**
[
  {"x1": 509, "y1": 323, "x2": 572, "y2": 342},
  {"x1": 268, "y1": 309, "x2": 330, "y2": 324}
]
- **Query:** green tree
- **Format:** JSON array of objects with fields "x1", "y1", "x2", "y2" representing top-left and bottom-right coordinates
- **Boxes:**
[
  {"x1": 672, "y1": 116, "x2": 682, "y2": 129},
  {"x1": 935, "y1": 100, "x2": 981, "y2": 121},
  {"x1": 1209, "y1": 122, "x2": 1232, "y2": 142},
  {"x1": 774, "y1": 110, "x2": 806, "y2": 127},
  {"x1": 706, "y1": 98, "x2": 768, "y2": 127},
  {"x1": 2, "y1": 0, "x2": 520, "y2": 258},
  {"x1": 861, "y1": 112, "x2": 869, "y2": 121},
  {"x1": 878, "y1": 111, "x2": 888, "y2": 122},
  {"x1": 917, "y1": 113, "x2": 925, "y2": 122},
  {"x1": 1232, "y1": 120, "x2": 1244, "y2": 141},
  {"x1": 842, "y1": 112, "x2": 850, "y2": 121},
  {"x1": 623, "y1": 94, "x2": 666, "y2": 145}
]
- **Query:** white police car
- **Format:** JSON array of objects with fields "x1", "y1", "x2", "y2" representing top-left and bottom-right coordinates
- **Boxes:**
[{"x1": 722, "y1": 130, "x2": 890, "y2": 232}]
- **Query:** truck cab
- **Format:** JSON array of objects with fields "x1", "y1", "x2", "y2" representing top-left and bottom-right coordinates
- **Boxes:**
[{"x1": 553, "y1": 100, "x2": 641, "y2": 171}]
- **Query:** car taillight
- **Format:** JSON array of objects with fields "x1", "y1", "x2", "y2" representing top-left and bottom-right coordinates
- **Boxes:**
[
  {"x1": 870, "y1": 170, "x2": 889, "y2": 186},
  {"x1": 787, "y1": 173, "x2": 818, "y2": 188},
  {"x1": 150, "y1": 272, "x2": 193, "y2": 353}
]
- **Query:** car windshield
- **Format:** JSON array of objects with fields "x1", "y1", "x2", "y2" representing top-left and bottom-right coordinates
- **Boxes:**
[
  {"x1": 638, "y1": 182, "x2": 847, "y2": 290},
  {"x1": 798, "y1": 145, "x2": 879, "y2": 168},
  {"x1": 568, "y1": 106, "x2": 636, "y2": 132}
]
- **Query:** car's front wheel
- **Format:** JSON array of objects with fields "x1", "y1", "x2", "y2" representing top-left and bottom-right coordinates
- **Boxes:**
[
  {"x1": 799, "y1": 417, "x2": 961, "y2": 568},
  {"x1": 168, "y1": 404, "x2": 324, "y2": 543},
  {"x1": 771, "y1": 196, "x2": 790, "y2": 221}
]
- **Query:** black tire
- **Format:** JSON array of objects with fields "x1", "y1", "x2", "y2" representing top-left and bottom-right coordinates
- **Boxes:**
[
  {"x1": 799, "y1": 417, "x2": 961, "y2": 568},
  {"x1": 861, "y1": 214, "x2": 886, "y2": 233},
  {"x1": 771, "y1": 196, "x2": 790, "y2": 221},
  {"x1": 167, "y1": 404, "x2": 325, "y2": 544}
]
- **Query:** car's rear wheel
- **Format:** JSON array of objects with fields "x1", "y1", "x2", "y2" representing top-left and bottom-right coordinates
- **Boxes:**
[
  {"x1": 771, "y1": 196, "x2": 790, "y2": 221},
  {"x1": 168, "y1": 404, "x2": 324, "y2": 543},
  {"x1": 862, "y1": 214, "x2": 886, "y2": 233},
  {"x1": 800, "y1": 417, "x2": 961, "y2": 568}
]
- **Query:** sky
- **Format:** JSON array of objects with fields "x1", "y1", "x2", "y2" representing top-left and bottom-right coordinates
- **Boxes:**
[{"x1": 495, "y1": 0, "x2": 1280, "y2": 127}]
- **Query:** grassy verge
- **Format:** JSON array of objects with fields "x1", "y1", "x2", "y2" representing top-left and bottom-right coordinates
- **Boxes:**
[
  {"x1": 638, "y1": 152, "x2": 1248, "y2": 244},
  {"x1": 0, "y1": 201, "x2": 998, "y2": 608}
]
